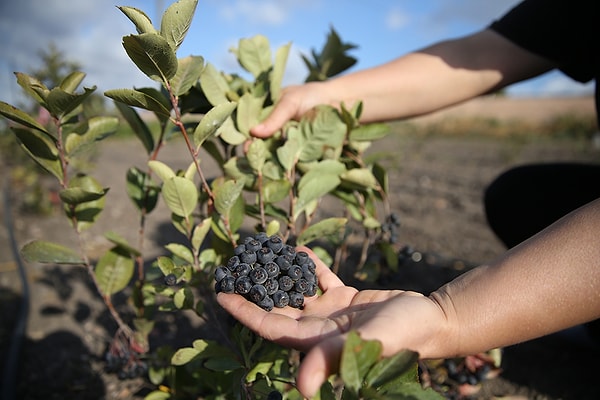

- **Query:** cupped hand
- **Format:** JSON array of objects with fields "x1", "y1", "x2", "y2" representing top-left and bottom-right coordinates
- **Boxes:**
[
  {"x1": 217, "y1": 247, "x2": 449, "y2": 398},
  {"x1": 250, "y1": 82, "x2": 330, "y2": 138}
]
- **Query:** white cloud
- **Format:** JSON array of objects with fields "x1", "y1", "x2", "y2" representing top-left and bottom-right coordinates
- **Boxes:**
[
  {"x1": 218, "y1": 0, "x2": 291, "y2": 27},
  {"x1": 385, "y1": 8, "x2": 410, "y2": 31}
]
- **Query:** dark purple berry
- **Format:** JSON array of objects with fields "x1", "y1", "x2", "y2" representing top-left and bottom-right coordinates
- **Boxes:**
[
  {"x1": 240, "y1": 250, "x2": 257, "y2": 264},
  {"x1": 301, "y1": 265, "x2": 316, "y2": 282},
  {"x1": 233, "y1": 244, "x2": 246, "y2": 256},
  {"x1": 244, "y1": 238, "x2": 262, "y2": 252},
  {"x1": 214, "y1": 266, "x2": 230, "y2": 282},
  {"x1": 280, "y1": 244, "x2": 296, "y2": 258},
  {"x1": 164, "y1": 273, "x2": 177, "y2": 286},
  {"x1": 272, "y1": 290, "x2": 290, "y2": 308},
  {"x1": 264, "y1": 261, "x2": 279, "y2": 277},
  {"x1": 278, "y1": 275, "x2": 294, "y2": 291},
  {"x1": 263, "y1": 277, "x2": 279, "y2": 295},
  {"x1": 250, "y1": 267, "x2": 268, "y2": 284},
  {"x1": 287, "y1": 265, "x2": 303, "y2": 281},
  {"x1": 305, "y1": 282, "x2": 318, "y2": 297},
  {"x1": 294, "y1": 251, "x2": 309, "y2": 265},
  {"x1": 257, "y1": 295, "x2": 274, "y2": 311},
  {"x1": 256, "y1": 247, "x2": 275, "y2": 264},
  {"x1": 254, "y1": 232, "x2": 269, "y2": 244},
  {"x1": 218, "y1": 276, "x2": 235, "y2": 293},
  {"x1": 235, "y1": 276, "x2": 253, "y2": 295},
  {"x1": 266, "y1": 236, "x2": 284, "y2": 253},
  {"x1": 275, "y1": 255, "x2": 293, "y2": 271},
  {"x1": 227, "y1": 255, "x2": 240, "y2": 269},
  {"x1": 288, "y1": 291, "x2": 304, "y2": 308},
  {"x1": 233, "y1": 262, "x2": 251, "y2": 278},
  {"x1": 294, "y1": 278, "x2": 309, "y2": 293},
  {"x1": 267, "y1": 390, "x2": 283, "y2": 400},
  {"x1": 249, "y1": 284, "x2": 267, "y2": 303}
]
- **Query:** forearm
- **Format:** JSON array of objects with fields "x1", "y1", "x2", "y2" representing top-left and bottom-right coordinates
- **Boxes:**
[
  {"x1": 321, "y1": 29, "x2": 553, "y2": 123},
  {"x1": 429, "y1": 198, "x2": 600, "y2": 358}
]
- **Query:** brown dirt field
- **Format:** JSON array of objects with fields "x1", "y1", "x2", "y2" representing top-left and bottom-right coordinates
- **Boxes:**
[{"x1": 1, "y1": 95, "x2": 599, "y2": 399}]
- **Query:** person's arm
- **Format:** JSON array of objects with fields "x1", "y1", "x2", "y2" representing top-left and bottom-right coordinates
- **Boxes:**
[
  {"x1": 251, "y1": 28, "x2": 555, "y2": 137},
  {"x1": 218, "y1": 198, "x2": 600, "y2": 398}
]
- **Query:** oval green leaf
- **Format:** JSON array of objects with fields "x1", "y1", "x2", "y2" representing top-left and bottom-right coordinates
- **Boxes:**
[
  {"x1": 122, "y1": 33, "x2": 178, "y2": 82},
  {"x1": 11, "y1": 127, "x2": 62, "y2": 182},
  {"x1": 118, "y1": 6, "x2": 158, "y2": 34},
  {"x1": 0, "y1": 101, "x2": 49, "y2": 134},
  {"x1": 193, "y1": 101, "x2": 237, "y2": 147},
  {"x1": 160, "y1": 0, "x2": 198, "y2": 51},
  {"x1": 162, "y1": 176, "x2": 198, "y2": 217},
  {"x1": 65, "y1": 116, "x2": 119, "y2": 156},
  {"x1": 297, "y1": 217, "x2": 347, "y2": 246},
  {"x1": 95, "y1": 247, "x2": 135, "y2": 296},
  {"x1": 115, "y1": 102, "x2": 154, "y2": 154},
  {"x1": 171, "y1": 55, "x2": 204, "y2": 97},
  {"x1": 21, "y1": 240, "x2": 84, "y2": 265},
  {"x1": 199, "y1": 63, "x2": 230, "y2": 106},
  {"x1": 105, "y1": 88, "x2": 171, "y2": 117}
]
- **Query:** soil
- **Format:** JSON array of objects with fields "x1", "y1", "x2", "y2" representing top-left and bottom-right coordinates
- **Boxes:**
[{"x1": 1, "y1": 96, "x2": 599, "y2": 400}]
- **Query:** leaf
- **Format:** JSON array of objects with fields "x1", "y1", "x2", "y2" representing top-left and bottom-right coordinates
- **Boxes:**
[
  {"x1": 191, "y1": 217, "x2": 212, "y2": 251},
  {"x1": 105, "y1": 88, "x2": 171, "y2": 117},
  {"x1": 276, "y1": 135, "x2": 302, "y2": 172},
  {"x1": 65, "y1": 116, "x2": 119, "y2": 156},
  {"x1": 162, "y1": 176, "x2": 198, "y2": 217},
  {"x1": 246, "y1": 139, "x2": 266, "y2": 173},
  {"x1": 213, "y1": 179, "x2": 244, "y2": 217},
  {"x1": 115, "y1": 102, "x2": 154, "y2": 154},
  {"x1": 14, "y1": 72, "x2": 49, "y2": 105},
  {"x1": 0, "y1": 100, "x2": 49, "y2": 134},
  {"x1": 365, "y1": 350, "x2": 419, "y2": 389},
  {"x1": 340, "y1": 331, "x2": 382, "y2": 394},
  {"x1": 160, "y1": 0, "x2": 198, "y2": 51},
  {"x1": 59, "y1": 186, "x2": 107, "y2": 205},
  {"x1": 233, "y1": 35, "x2": 272, "y2": 78},
  {"x1": 174, "y1": 286, "x2": 194, "y2": 309},
  {"x1": 199, "y1": 63, "x2": 230, "y2": 106},
  {"x1": 349, "y1": 123, "x2": 390, "y2": 142},
  {"x1": 157, "y1": 256, "x2": 176, "y2": 276},
  {"x1": 11, "y1": 127, "x2": 62, "y2": 182},
  {"x1": 65, "y1": 174, "x2": 107, "y2": 231},
  {"x1": 21, "y1": 240, "x2": 84, "y2": 265},
  {"x1": 171, "y1": 347, "x2": 201, "y2": 366},
  {"x1": 297, "y1": 217, "x2": 347, "y2": 246},
  {"x1": 193, "y1": 101, "x2": 237, "y2": 147},
  {"x1": 122, "y1": 33, "x2": 178, "y2": 82},
  {"x1": 262, "y1": 179, "x2": 291, "y2": 203},
  {"x1": 118, "y1": 6, "x2": 158, "y2": 34},
  {"x1": 95, "y1": 247, "x2": 135, "y2": 296},
  {"x1": 300, "y1": 106, "x2": 346, "y2": 162},
  {"x1": 105, "y1": 231, "x2": 141, "y2": 257},
  {"x1": 46, "y1": 86, "x2": 96, "y2": 119},
  {"x1": 270, "y1": 42, "x2": 291, "y2": 102},
  {"x1": 236, "y1": 92, "x2": 265, "y2": 135},
  {"x1": 165, "y1": 243, "x2": 195, "y2": 264},
  {"x1": 148, "y1": 160, "x2": 176, "y2": 182},
  {"x1": 217, "y1": 116, "x2": 247, "y2": 146},
  {"x1": 171, "y1": 55, "x2": 204, "y2": 96},
  {"x1": 126, "y1": 167, "x2": 160, "y2": 213},
  {"x1": 340, "y1": 168, "x2": 379, "y2": 190},
  {"x1": 295, "y1": 160, "x2": 345, "y2": 216},
  {"x1": 59, "y1": 71, "x2": 86, "y2": 93},
  {"x1": 144, "y1": 390, "x2": 171, "y2": 400}
]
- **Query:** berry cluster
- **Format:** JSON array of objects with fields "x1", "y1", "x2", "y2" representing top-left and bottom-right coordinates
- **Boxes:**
[
  {"x1": 104, "y1": 345, "x2": 147, "y2": 380},
  {"x1": 381, "y1": 212, "x2": 401, "y2": 244},
  {"x1": 215, "y1": 233, "x2": 318, "y2": 311}
]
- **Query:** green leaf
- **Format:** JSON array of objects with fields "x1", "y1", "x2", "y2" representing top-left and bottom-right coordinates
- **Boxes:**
[
  {"x1": 122, "y1": 33, "x2": 178, "y2": 82},
  {"x1": 213, "y1": 179, "x2": 244, "y2": 217},
  {"x1": 46, "y1": 86, "x2": 96, "y2": 119},
  {"x1": 236, "y1": 92, "x2": 265, "y2": 135},
  {"x1": 14, "y1": 72, "x2": 49, "y2": 106},
  {"x1": 21, "y1": 240, "x2": 84, "y2": 265},
  {"x1": 65, "y1": 116, "x2": 119, "y2": 156},
  {"x1": 148, "y1": 160, "x2": 176, "y2": 182},
  {"x1": 297, "y1": 217, "x2": 347, "y2": 246},
  {"x1": 199, "y1": 63, "x2": 230, "y2": 106},
  {"x1": 295, "y1": 160, "x2": 345, "y2": 216},
  {"x1": 270, "y1": 42, "x2": 291, "y2": 102},
  {"x1": 0, "y1": 101, "x2": 49, "y2": 134},
  {"x1": 372, "y1": 163, "x2": 389, "y2": 195},
  {"x1": 126, "y1": 167, "x2": 160, "y2": 213},
  {"x1": 104, "y1": 231, "x2": 141, "y2": 257},
  {"x1": 105, "y1": 88, "x2": 171, "y2": 117},
  {"x1": 349, "y1": 123, "x2": 390, "y2": 142},
  {"x1": 118, "y1": 6, "x2": 158, "y2": 34},
  {"x1": 193, "y1": 101, "x2": 237, "y2": 147},
  {"x1": 165, "y1": 243, "x2": 194, "y2": 264},
  {"x1": 276, "y1": 135, "x2": 302, "y2": 172},
  {"x1": 171, "y1": 347, "x2": 201, "y2": 366},
  {"x1": 234, "y1": 35, "x2": 272, "y2": 78},
  {"x1": 65, "y1": 174, "x2": 107, "y2": 231},
  {"x1": 340, "y1": 331, "x2": 382, "y2": 394},
  {"x1": 59, "y1": 71, "x2": 86, "y2": 93},
  {"x1": 262, "y1": 179, "x2": 291, "y2": 203},
  {"x1": 115, "y1": 103, "x2": 155, "y2": 154},
  {"x1": 11, "y1": 127, "x2": 63, "y2": 182},
  {"x1": 171, "y1": 55, "x2": 204, "y2": 96},
  {"x1": 59, "y1": 186, "x2": 107, "y2": 205},
  {"x1": 162, "y1": 176, "x2": 198, "y2": 217},
  {"x1": 174, "y1": 286, "x2": 194, "y2": 309},
  {"x1": 95, "y1": 247, "x2": 135, "y2": 296},
  {"x1": 300, "y1": 106, "x2": 346, "y2": 162},
  {"x1": 365, "y1": 350, "x2": 419, "y2": 389},
  {"x1": 191, "y1": 217, "x2": 212, "y2": 251},
  {"x1": 160, "y1": 0, "x2": 198, "y2": 51},
  {"x1": 217, "y1": 116, "x2": 247, "y2": 146},
  {"x1": 144, "y1": 390, "x2": 171, "y2": 400},
  {"x1": 246, "y1": 139, "x2": 266, "y2": 172},
  {"x1": 340, "y1": 168, "x2": 379, "y2": 190},
  {"x1": 157, "y1": 256, "x2": 176, "y2": 276}
]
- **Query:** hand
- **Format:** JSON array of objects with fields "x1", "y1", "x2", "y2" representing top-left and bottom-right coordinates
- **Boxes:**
[
  {"x1": 250, "y1": 82, "x2": 331, "y2": 138},
  {"x1": 217, "y1": 247, "x2": 449, "y2": 398}
]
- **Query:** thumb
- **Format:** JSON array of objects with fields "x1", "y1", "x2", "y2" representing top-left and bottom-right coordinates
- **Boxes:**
[
  {"x1": 250, "y1": 89, "x2": 302, "y2": 138},
  {"x1": 296, "y1": 334, "x2": 346, "y2": 398}
]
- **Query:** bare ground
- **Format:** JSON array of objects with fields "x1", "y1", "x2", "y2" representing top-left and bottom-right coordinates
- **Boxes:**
[{"x1": 1, "y1": 96, "x2": 599, "y2": 399}]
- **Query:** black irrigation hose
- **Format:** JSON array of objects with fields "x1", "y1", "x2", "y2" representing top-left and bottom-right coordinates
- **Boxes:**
[{"x1": 1, "y1": 180, "x2": 30, "y2": 400}]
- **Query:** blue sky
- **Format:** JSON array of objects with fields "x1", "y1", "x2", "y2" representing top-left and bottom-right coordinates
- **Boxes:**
[{"x1": 0, "y1": 0, "x2": 594, "y2": 107}]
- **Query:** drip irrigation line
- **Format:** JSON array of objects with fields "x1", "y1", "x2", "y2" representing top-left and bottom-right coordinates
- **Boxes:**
[{"x1": 1, "y1": 180, "x2": 30, "y2": 400}]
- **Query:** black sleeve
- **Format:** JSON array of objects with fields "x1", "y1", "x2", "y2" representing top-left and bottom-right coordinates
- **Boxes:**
[{"x1": 489, "y1": 0, "x2": 599, "y2": 83}]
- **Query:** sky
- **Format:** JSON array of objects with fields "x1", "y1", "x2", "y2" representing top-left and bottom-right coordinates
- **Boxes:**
[{"x1": 0, "y1": 0, "x2": 594, "y2": 107}]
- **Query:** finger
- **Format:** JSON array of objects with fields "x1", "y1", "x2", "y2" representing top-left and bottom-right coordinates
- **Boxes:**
[
  {"x1": 250, "y1": 92, "x2": 299, "y2": 138},
  {"x1": 296, "y1": 334, "x2": 346, "y2": 398},
  {"x1": 296, "y1": 246, "x2": 344, "y2": 291}
]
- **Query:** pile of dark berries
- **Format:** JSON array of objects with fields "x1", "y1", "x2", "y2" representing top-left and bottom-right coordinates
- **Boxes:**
[{"x1": 215, "y1": 233, "x2": 318, "y2": 311}]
